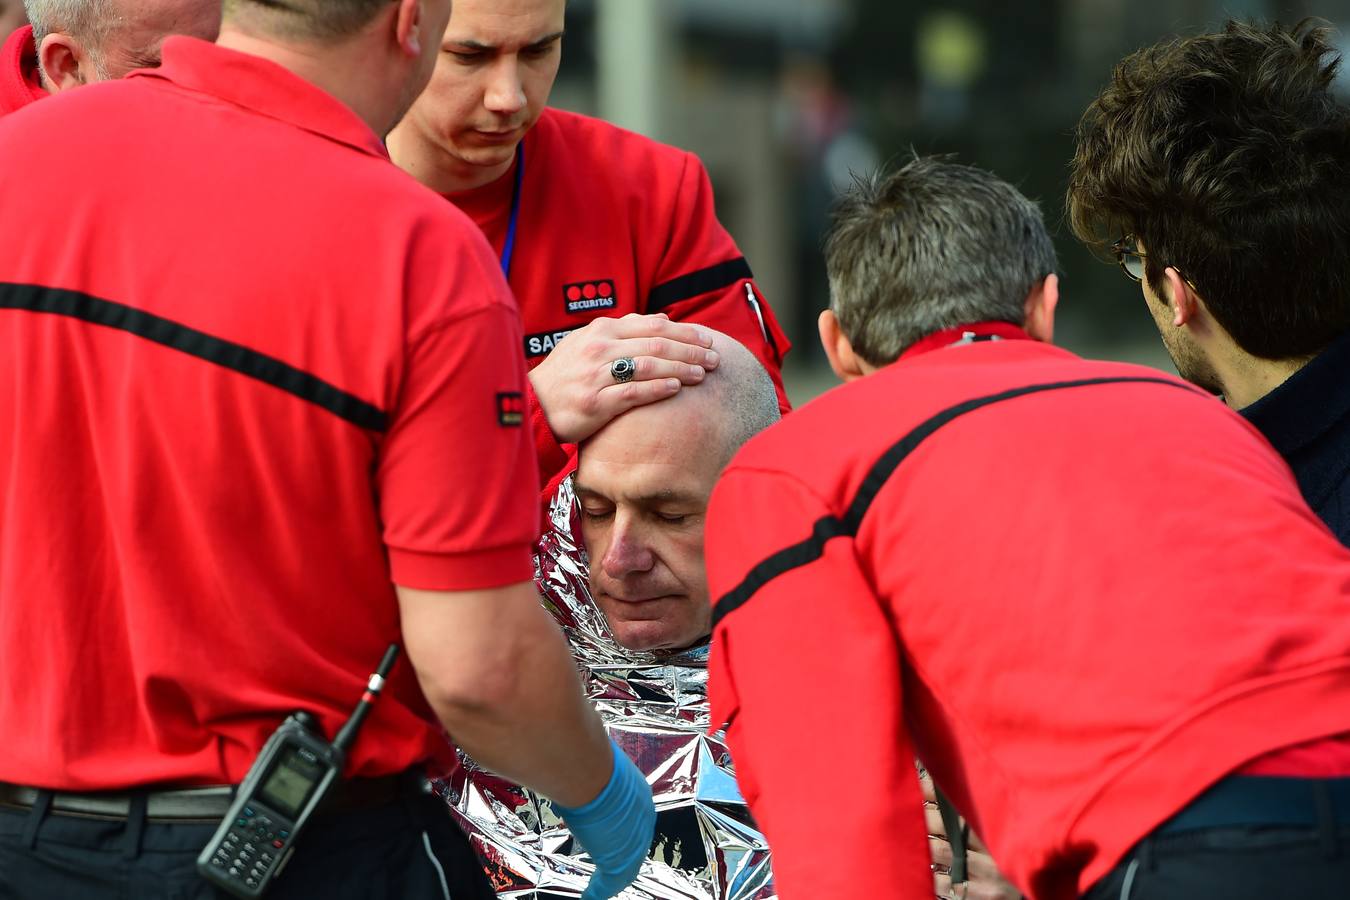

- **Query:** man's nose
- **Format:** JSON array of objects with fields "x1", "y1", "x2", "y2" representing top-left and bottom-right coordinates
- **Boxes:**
[
  {"x1": 601, "y1": 518, "x2": 655, "y2": 580},
  {"x1": 484, "y1": 57, "x2": 527, "y2": 116}
]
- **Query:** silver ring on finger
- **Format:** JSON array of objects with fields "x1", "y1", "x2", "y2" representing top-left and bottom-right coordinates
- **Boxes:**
[{"x1": 610, "y1": 357, "x2": 637, "y2": 384}]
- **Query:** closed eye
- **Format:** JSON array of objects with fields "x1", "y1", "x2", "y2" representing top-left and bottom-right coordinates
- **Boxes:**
[{"x1": 523, "y1": 43, "x2": 559, "y2": 59}]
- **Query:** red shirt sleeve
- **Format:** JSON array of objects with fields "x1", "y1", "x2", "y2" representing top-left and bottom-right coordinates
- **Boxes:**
[
  {"x1": 705, "y1": 465, "x2": 931, "y2": 899},
  {"x1": 378, "y1": 298, "x2": 540, "y2": 591},
  {"x1": 648, "y1": 153, "x2": 793, "y2": 414},
  {"x1": 0, "y1": 27, "x2": 45, "y2": 118}
]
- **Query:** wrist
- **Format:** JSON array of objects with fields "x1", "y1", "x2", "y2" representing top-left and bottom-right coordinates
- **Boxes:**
[
  {"x1": 555, "y1": 738, "x2": 627, "y2": 820},
  {"x1": 527, "y1": 368, "x2": 577, "y2": 444}
]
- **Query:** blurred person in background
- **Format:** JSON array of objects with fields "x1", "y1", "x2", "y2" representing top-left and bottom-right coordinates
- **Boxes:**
[
  {"x1": 0, "y1": 2, "x2": 24, "y2": 37},
  {"x1": 776, "y1": 55, "x2": 878, "y2": 364},
  {"x1": 0, "y1": 0, "x2": 654, "y2": 896},
  {"x1": 0, "y1": 0, "x2": 221, "y2": 116},
  {"x1": 387, "y1": 0, "x2": 791, "y2": 503},
  {"x1": 1069, "y1": 19, "x2": 1350, "y2": 544},
  {"x1": 703, "y1": 157, "x2": 1350, "y2": 900}
]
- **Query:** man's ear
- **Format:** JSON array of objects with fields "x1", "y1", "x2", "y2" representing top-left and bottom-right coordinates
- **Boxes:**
[
  {"x1": 1023, "y1": 273, "x2": 1060, "y2": 344},
  {"x1": 1162, "y1": 267, "x2": 1201, "y2": 329},
  {"x1": 818, "y1": 309, "x2": 869, "y2": 382},
  {"x1": 394, "y1": 0, "x2": 424, "y2": 58},
  {"x1": 37, "y1": 34, "x2": 92, "y2": 93}
]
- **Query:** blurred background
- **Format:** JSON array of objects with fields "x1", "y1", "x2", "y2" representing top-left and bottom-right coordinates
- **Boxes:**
[
  {"x1": 4, "y1": 1, "x2": 1338, "y2": 400},
  {"x1": 557, "y1": 0, "x2": 1350, "y2": 404}
]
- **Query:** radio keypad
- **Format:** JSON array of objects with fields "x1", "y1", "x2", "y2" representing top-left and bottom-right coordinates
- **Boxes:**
[{"x1": 209, "y1": 806, "x2": 293, "y2": 894}]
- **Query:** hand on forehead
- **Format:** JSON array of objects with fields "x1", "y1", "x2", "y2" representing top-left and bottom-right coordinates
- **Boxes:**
[{"x1": 579, "y1": 331, "x2": 776, "y2": 495}]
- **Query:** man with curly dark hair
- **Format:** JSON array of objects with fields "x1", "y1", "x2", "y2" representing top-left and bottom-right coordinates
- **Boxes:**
[{"x1": 1068, "y1": 19, "x2": 1350, "y2": 544}]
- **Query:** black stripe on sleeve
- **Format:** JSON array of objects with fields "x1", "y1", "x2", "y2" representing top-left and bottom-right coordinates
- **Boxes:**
[
  {"x1": 1, "y1": 282, "x2": 388, "y2": 431},
  {"x1": 710, "y1": 375, "x2": 1195, "y2": 629},
  {"x1": 647, "y1": 257, "x2": 754, "y2": 313}
]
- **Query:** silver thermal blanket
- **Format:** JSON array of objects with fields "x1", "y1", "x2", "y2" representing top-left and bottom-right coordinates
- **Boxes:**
[{"x1": 441, "y1": 477, "x2": 776, "y2": 899}]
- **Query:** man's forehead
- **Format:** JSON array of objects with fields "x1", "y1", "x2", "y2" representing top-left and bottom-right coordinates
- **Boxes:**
[
  {"x1": 592, "y1": 394, "x2": 723, "y2": 453},
  {"x1": 445, "y1": 0, "x2": 566, "y2": 45},
  {"x1": 576, "y1": 443, "x2": 702, "y2": 491},
  {"x1": 576, "y1": 425, "x2": 721, "y2": 504}
]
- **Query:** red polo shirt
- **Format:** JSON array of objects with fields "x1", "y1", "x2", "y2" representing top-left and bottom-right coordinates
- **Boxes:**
[
  {"x1": 0, "y1": 38, "x2": 538, "y2": 790},
  {"x1": 0, "y1": 25, "x2": 44, "y2": 116},
  {"x1": 446, "y1": 108, "x2": 792, "y2": 496},
  {"x1": 705, "y1": 329, "x2": 1350, "y2": 899}
]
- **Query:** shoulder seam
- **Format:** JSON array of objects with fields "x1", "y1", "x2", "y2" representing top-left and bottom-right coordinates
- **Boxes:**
[{"x1": 409, "y1": 299, "x2": 517, "y2": 347}]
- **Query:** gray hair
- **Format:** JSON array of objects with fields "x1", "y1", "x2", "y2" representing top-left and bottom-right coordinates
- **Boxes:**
[
  {"x1": 23, "y1": 0, "x2": 113, "y2": 45},
  {"x1": 702, "y1": 334, "x2": 781, "y2": 469},
  {"x1": 825, "y1": 156, "x2": 1058, "y2": 366}
]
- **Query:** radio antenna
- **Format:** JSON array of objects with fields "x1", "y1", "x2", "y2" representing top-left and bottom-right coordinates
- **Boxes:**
[{"x1": 333, "y1": 644, "x2": 399, "y2": 756}]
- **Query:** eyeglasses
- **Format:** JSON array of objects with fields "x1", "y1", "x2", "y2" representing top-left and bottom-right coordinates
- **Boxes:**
[
  {"x1": 1111, "y1": 236, "x2": 1147, "y2": 282},
  {"x1": 1110, "y1": 235, "x2": 1201, "y2": 293}
]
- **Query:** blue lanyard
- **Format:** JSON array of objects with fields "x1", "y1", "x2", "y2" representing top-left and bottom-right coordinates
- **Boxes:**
[{"x1": 500, "y1": 144, "x2": 525, "y2": 278}]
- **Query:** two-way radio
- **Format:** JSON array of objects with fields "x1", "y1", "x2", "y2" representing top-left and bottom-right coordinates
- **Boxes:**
[{"x1": 196, "y1": 644, "x2": 400, "y2": 899}]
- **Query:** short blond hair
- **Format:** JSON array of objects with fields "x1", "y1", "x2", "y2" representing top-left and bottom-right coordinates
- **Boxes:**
[{"x1": 23, "y1": 0, "x2": 112, "y2": 45}]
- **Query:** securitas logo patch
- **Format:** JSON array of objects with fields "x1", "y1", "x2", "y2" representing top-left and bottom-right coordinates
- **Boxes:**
[
  {"x1": 564, "y1": 279, "x2": 618, "y2": 315},
  {"x1": 496, "y1": 392, "x2": 524, "y2": 427}
]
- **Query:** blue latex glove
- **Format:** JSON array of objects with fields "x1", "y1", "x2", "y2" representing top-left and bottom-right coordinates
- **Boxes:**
[{"x1": 555, "y1": 738, "x2": 656, "y2": 900}]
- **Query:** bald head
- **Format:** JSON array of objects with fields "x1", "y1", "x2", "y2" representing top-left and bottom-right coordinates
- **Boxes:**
[
  {"x1": 599, "y1": 331, "x2": 779, "y2": 471},
  {"x1": 574, "y1": 332, "x2": 780, "y2": 652}
]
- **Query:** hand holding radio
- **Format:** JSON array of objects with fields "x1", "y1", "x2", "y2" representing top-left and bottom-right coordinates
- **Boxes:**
[{"x1": 555, "y1": 738, "x2": 657, "y2": 900}]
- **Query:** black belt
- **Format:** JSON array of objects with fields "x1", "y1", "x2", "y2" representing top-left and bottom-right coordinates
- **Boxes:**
[
  {"x1": 0, "y1": 772, "x2": 428, "y2": 823},
  {"x1": 1159, "y1": 776, "x2": 1350, "y2": 834}
]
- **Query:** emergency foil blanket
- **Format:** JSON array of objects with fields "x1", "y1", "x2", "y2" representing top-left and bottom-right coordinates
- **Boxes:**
[{"x1": 440, "y1": 477, "x2": 776, "y2": 899}]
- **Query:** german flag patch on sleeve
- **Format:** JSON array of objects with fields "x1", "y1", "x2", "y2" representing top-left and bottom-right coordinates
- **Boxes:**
[{"x1": 496, "y1": 392, "x2": 525, "y2": 427}]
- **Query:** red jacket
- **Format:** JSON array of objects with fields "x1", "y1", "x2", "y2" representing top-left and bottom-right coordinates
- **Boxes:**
[
  {"x1": 0, "y1": 38, "x2": 538, "y2": 789},
  {"x1": 705, "y1": 328, "x2": 1350, "y2": 899},
  {"x1": 0, "y1": 26, "x2": 44, "y2": 117},
  {"x1": 447, "y1": 108, "x2": 792, "y2": 496}
]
